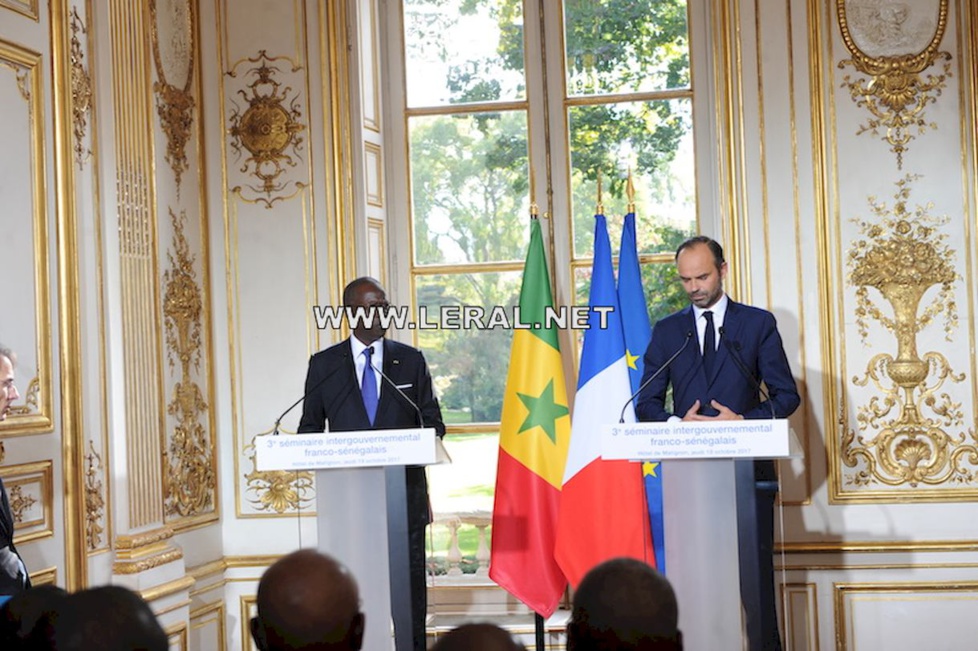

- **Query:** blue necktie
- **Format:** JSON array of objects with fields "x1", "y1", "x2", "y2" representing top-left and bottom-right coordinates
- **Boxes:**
[
  {"x1": 362, "y1": 347, "x2": 378, "y2": 425},
  {"x1": 702, "y1": 310, "x2": 715, "y2": 377}
]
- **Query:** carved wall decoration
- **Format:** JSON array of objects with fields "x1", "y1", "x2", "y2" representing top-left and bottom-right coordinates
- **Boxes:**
[
  {"x1": 844, "y1": 175, "x2": 977, "y2": 490},
  {"x1": 242, "y1": 435, "x2": 313, "y2": 513},
  {"x1": 69, "y1": 6, "x2": 92, "y2": 167},
  {"x1": 84, "y1": 441, "x2": 105, "y2": 550},
  {"x1": 8, "y1": 484, "x2": 36, "y2": 523},
  {"x1": 837, "y1": 0, "x2": 951, "y2": 168},
  {"x1": 6, "y1": 376, "x2": 39, "y2": 417},
  {"x1": 163, "y1": 208, "x2": 215, "y2": 518},
  {"x1": 0, "y1": 461, "x2": 53, "y2": 543},
  {"x1": 150, "y1": 0, "x2": 195, "y2": 186},
  {"x1": 227, "y1": 50, "x2": 307, "y2": 208}
]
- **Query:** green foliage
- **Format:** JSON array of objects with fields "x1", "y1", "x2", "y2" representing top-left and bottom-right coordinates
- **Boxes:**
[{"x1": 408, "y1": 0, "x2": 694, "y2": 424}]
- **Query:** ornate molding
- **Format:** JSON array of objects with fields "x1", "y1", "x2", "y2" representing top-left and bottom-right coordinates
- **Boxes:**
[
  {"x1": 844, "y1": 176, "x2": 977, "y2": 490},
  {"x1": 6, "y1": 376, "x2": 39, "y2": 417},
  {"x1": 243, "y1": 435, "x2": 313, "y2": 513},
  {"x1": 163, "y1": 209, "x2": 215, "y2": 518},
  {"x1": 69, "y1": 6, "x2": 93, "y2": 167},
  {"x1": 7, "y1": 484, "x2": 36, "y2": 523},
  {"x1": 150, "y1": 0, "x2": 195, "y2": 186},
  {"x1": 116, "y1": 527, "x2": 174, "y2": 551},
  {"x1": 228, "y1": 50, "x2": 307, "y2": 208},
  {"x1": 113, "y1": 547, "x2": 184, "y2": 574},
  {"x1": 837, "y1": 0, "x2": 951, "y2": 169},
  {"x1": 84, "y1": 440, "x2": 105, "y2": 550}
]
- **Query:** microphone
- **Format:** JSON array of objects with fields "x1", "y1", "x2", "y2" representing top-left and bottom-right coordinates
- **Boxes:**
[
  {"x1": 370, "y1": 360, "x2": 427, "y2": 431},
  {"x1": 619, "y1": 331, "x2": 694, "y2": 423},
  {"x1": 274, "y1": 359, "x2": 345, "y2": 435},
  {"x1": 718, "y1": 326, "x2": 776, "y2": 420}
]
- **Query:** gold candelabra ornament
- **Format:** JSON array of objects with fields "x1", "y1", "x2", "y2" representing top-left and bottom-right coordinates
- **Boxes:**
[{"x1": 844, "y1": 175, "x2": 977, "y2": 489}]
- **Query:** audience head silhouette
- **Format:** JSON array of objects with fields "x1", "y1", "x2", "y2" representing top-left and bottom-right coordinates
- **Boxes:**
[
  {"x1": 52, "y1": 585, "x2": 167, "y2": 651},
  {"x1": 251, "y1": 549, "x2": 364, "y2": 651},
  {"x1": 431, "y1": 622, "x2": 526, "y2": 651},
  {"x1": 567, "y1": 557, "x2": 682, "y2": 651},
  {"x1": 0, "y1": 584, "x2": 68, "y2": 649}
]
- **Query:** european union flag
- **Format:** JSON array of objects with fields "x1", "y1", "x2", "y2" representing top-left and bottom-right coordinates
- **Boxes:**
[{"x1": 617, "y1": 212, "x2": 666, "y2": 574}]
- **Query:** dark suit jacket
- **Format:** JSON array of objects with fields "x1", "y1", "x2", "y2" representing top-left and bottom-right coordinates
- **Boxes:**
[
  {"x1": 0, "y1": 477, "x2": 29, "y2": 595},
  {"x1": 297, "y1": 338, "x2": 446, "y2": 528},
  {"x1": 636, "y1": 299, "x2": 800, "y2": 423}
]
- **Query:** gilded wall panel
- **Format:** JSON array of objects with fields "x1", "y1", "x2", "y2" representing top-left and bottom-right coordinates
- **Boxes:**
[
  {"x1": 835, "y1": 581, "x2": 978, "y2": 650},
  {"x1": 0, "y1": 0, "x2": 38, "y2": 21},
  {"x1": 819, "y1": 0, "x2": 978, "y2": 501},
  {"x1": 358, "y1": 0, "x2": 380, "y2": 132},
  {"x1": 217, "y1": 0, "x2": 326, "y2": 522},
  {"x1": 190, "y1": 602, "x2": 226, "y2": 651},
  {"x1": 0, "y1": 460, "x2": 54, "y2": 545},
  {"x1": 152, "y1": 0, "x2": 219, "y2": 532},
  {"x1": 0, "y1": 39, "x2": 53, "y2": 436}
]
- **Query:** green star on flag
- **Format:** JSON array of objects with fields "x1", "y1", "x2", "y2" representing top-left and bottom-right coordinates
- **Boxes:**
[{"x1": 517, "y1": 379, "x2": 569, "y2": 443}]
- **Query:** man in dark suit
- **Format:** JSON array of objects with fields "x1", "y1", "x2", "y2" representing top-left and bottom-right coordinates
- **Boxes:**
[
  {"x1": 298, "y1": 278, "x2": 445, "y2": 651},
  {"x1": 636, "y1": 237, "x2": 799, "y2": 651},
  {"x1": 0, "y1": 345, "x2": 30, "y2": 597}
]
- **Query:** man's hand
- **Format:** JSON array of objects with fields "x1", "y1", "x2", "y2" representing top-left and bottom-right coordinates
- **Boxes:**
[{"x1": 682, "y1": 399, "x2": 743, "y2": 421}]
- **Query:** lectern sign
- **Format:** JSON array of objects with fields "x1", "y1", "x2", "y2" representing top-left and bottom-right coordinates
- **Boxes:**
[
  {"x1": 255, "y1": 428, "x2": 437, "y2": 471},
  {"x1": 601, "y1": 420, "x2": 790, "y2": 460}
]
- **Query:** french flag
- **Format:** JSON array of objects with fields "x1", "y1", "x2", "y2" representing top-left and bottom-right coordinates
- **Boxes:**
[{"x1": 554, "y1": 213, "x2": 654, "y2": 586}]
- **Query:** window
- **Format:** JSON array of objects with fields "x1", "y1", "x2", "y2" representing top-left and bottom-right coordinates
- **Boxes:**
[{"x1": 385, "y1": 0, "x2": 696, "y2": 567}]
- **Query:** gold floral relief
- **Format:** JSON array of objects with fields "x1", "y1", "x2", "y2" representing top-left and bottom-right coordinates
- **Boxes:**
[
  {"x1": 7, "y1": 484, "x2": 36, "y2": 523},
  {"x1": 227, "y1": 50, "x2": 307, "y2": 208},
  {"x1": 162, "y1": 209, "x2": 215, "y2": 518},
  {"x1": 844, "y1": 175, "x2": 978, "y2": 491},
  {"x1": 150, "y1": 0, "x2": 195, "y2": 186},
  {"x1": 6, "y1": 377, "x2": 39, "y2": 417},
  {"x1": 836, "y1": 0, "x2": 951, "y2": 169},
  {"x1": 85, "y1": 440, "x2": 105, "y2": 550},
  {"x1": 242, "y1": 434, "x2": 314, "y2": 514},
  {"x1": 69, "y1": 6, "x2": 93, "y2": 167}
]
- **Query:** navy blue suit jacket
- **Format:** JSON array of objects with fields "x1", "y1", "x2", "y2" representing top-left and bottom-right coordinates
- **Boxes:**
[
  {"x1": 297, "y1": 338, "x2": 446, "y2": 528},
  {"x1": 636, "y1": 299, "x2": 800, "y2": 423}
]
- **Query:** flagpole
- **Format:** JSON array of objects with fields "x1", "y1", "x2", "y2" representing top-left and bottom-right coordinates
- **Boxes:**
[{"x1": 535, "y1": 613, "x2": 545, "y2": 651}]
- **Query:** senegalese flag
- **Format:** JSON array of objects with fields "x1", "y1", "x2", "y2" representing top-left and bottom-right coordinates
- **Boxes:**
[
  {"x1": 617, "y1": 212, "x2": 666, "y2": 574},
  {"x1": 489, "y1": 217, "x2": 571, "y2": 617}
]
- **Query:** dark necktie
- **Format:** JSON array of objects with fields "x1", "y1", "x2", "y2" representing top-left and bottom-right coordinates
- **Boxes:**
[
  {"x1": 702, "y1": 310, "x2": 716, "y2": 376},
  {"x1": 362, "y1": 347, "x2": 378, "y2": 425}
]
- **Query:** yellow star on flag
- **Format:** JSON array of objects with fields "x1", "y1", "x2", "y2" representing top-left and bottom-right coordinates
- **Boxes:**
[
  {"x1": 626, "y1": 349, "x2": 639, "y2": 370},
  {"x1": 642, "y1": 461, "x2": 659, "y2": 477}
]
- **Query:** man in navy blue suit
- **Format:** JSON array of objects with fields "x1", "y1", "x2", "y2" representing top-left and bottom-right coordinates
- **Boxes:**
[
  {"x1": 298, "y1": 278, "x2": 445, "y2": 651},
  {"x1": 636, "y1": 236, "x2": 799, "y2": 651}
]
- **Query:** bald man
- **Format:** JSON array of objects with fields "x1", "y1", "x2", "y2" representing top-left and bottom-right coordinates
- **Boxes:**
[
  {"x1": 431, "y1": 623, "x2": 526, "y2": 651},
  {"x1": 567, "y1": 557, "x2": 683, "y2": 651},
  {"x1": 251, "y1": 549, "x2": 365, "y2": 651}
]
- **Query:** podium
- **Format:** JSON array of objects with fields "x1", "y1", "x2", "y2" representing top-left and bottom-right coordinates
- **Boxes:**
[
  {"x1": 255, "y1": 428, "x2": 439, "y2": 651},
  {"x1": 602, "y1": 419, "x2": 800, "y2": 651}
]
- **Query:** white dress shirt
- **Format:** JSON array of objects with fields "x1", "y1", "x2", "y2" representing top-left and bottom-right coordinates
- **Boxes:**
[{"x1": 692, "y1": 293, "x2": 728, "y2": 353}]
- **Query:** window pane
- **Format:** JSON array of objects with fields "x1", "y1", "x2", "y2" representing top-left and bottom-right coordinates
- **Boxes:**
[
  {"x1": 564, "y1": 0, "x2": 690, "y2": 96},
  {"x1": 404, "y1": 0, "x2": 526, "y2": 107},
  {"x1": 427, "y1": 430, "x2": 498, "y2": 575},
  {"x1": 415, "y1": 271, "x2": 522, "y2": 423},
  {"x1": 569, "y1": 99, "x2": 696, "y2": 258},
  {"x1": 410, "y1": 112, "x2": 530, "y2": 265}
]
